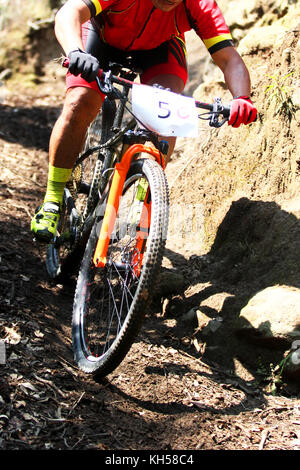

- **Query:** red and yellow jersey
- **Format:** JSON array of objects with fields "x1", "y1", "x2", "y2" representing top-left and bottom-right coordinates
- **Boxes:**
[{"x1": 82, "y1": 0, "x2": 233, "y2": 53}]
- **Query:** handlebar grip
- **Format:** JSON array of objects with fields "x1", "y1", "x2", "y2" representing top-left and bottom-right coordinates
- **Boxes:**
[
  {"x1": 222, "y1": 105, "x2": 231, "y2": 118},
  {"x1": 195, "y1": 100, "x2": 229, "y2": 116},
  {"x1": 62, "y1": 57, "x2": 70, "y2": 68},
  {"x1": 62, "y1": 57, "x2": 104, "y2": 80}
]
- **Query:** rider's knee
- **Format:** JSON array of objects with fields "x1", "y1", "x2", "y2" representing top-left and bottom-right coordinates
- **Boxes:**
[{"x1": 62, "y1": 87, "x2": 102, "y2": 125}]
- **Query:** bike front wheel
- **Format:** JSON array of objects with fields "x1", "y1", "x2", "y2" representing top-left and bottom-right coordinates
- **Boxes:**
[{"x1": 72, "y1": 158, "x2": 169, "y2": 378}]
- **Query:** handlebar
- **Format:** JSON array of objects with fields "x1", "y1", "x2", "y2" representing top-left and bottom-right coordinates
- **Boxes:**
[{"x1": 62, "y1": 58, "x2": 230, "y2": 127}]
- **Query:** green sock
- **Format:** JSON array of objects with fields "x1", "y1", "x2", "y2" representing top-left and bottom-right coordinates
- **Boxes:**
[{"x1": 44, "y1": 164, "x2": 72, "y2": 206}]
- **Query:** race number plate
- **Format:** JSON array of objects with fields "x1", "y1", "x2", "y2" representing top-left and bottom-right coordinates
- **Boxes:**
[{"x1": 132, "y1": 84, "x2": 198, "y2": 137}]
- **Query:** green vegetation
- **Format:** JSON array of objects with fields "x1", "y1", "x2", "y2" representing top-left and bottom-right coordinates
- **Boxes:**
[{"x1": 265, "y1": 71, "x2": 296, "y2": 121}]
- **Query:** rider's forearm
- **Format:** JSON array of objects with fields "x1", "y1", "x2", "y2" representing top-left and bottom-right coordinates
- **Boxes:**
[
  {"x1": 223, "y1": 59, "x2": 251, "y2": 98},
  {"x1": 54, "y1": 0, "x2": 91, "y2": 56},
  {"x1": 212, "y1": 48, "x2": 252, "y2": 98}
]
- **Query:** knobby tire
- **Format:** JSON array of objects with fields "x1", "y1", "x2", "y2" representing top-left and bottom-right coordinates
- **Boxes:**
[{"x1": 72, "y1": 158, "x2": 169, "y2": 378}]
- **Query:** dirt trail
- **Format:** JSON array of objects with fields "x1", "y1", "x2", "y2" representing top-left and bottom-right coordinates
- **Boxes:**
[{"x1": 0, "y1": 80, "x2": 300, "y2": 452}]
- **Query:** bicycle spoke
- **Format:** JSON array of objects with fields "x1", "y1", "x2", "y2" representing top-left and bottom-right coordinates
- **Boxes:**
[
  {"x1": 80, "y1": 177, "x2": 145, "y2": 355},
  {"x1": 73, "y1": 159, "x2": 168, "y2": 377},
  {"x1": 83, "y1": 241, "x2": 140, "y2": 357}
]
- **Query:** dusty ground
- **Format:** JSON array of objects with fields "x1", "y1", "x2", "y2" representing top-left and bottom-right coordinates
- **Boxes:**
[{"x1": 0, "y1": 75, "x2": 300, "y2": 453}]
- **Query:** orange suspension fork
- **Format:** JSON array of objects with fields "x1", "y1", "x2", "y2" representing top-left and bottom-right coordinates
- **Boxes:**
[
  {"x1": 131, "y1": 185, "x2": 151, "y2": 277},
  {"x1": 93, "y1": 144, "x2": 164, "y2": 268}
]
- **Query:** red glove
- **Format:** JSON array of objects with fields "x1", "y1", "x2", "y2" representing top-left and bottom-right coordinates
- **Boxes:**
[{"x1": 228, "y1": 96, "x2": 257, "y2": 128}]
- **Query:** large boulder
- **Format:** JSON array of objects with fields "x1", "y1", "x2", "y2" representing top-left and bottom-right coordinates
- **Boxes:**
[
  {"x1": 237, "y1": 25, "x2": 287, "y2": 55},
  {"x1": 238, "y1": 285, "x2": 300, "y2": 381},
  {"x1": 239, "y1": 285, "x2": 300, "y2": 345}
]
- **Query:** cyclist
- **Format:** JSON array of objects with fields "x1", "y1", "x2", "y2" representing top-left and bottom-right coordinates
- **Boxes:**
[{"x1": 31, "y1": 0, "x2": 257, "y2": 243}]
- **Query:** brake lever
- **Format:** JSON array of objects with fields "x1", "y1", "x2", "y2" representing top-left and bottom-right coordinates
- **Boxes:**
[
  {"x1": 209, "y1": 97, "x2": 229, "y2": 128},
  {"x1": 97, "y1": 70, "x2": 114, "y2": 96}
]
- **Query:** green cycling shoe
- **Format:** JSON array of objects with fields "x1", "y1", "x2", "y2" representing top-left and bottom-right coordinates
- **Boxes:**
[{"x1": 31, "y1": 201, "x2": 60, "y2": 243}]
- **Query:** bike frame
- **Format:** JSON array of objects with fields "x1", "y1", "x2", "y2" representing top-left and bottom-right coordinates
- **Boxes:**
[{"x1": 62, "y1": 59, "x2": 229, "y2": 272}]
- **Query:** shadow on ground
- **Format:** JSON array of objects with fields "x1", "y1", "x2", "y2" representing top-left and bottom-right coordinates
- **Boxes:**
[{"x1": 146, "y1": 197, "x2": 300, "y2": 393}]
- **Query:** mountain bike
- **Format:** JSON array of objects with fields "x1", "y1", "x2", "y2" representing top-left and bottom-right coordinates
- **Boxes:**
[{"x1": 45, "y1": 59, "x2": 230, "y2": 379}]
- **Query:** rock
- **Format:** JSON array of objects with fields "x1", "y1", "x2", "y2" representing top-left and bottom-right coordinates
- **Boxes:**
[
  {"x1": 276, "y1": 342, "x2": 300, "y2": 382},
  {"x1": 156, "y1": 269, "x2": 186, "y2": 297},
  {"x1": 237, "y1": 25, "x2": 286, "y2": 55},
  {"x1": 284, "y1": 346, "x2": 300, "y2": 381},
  {"x1": 202, "y1": 316, "x2": 223, "y2": 335},
  {"x1": 220, "y1": 0, "x2": 260, "y2": 30},
  {"x1": 239, "y1": 285, "x2": 300, "y2": 347},
  {"x1": 182, "y1": 308, "x2": 200, "y2": 325},
  {"x1": 182, "y1": 308, "x2": 223, "y2": 335}
]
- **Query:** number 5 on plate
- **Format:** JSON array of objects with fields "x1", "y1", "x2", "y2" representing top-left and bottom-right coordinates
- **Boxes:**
[{"x1": 132, "y1": 84, "x2": 198, "y2": 137}]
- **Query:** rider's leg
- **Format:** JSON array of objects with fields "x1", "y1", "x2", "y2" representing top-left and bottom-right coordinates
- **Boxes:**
[
  {"x1": 31, "y1": 86, "x2": 102, "y2": 242},
  {"x1": 45, "y1": 85, "x2": 102, "y2": 205},
  {"x1": 31, "y1": 18, "x2": 106, "y2": 242},
  {"x1": 144, "y1": 73, "x2": 185, "y2": 165},
  {"x1": 49, "y1": 86, "x2": 102, "y2": 172}
]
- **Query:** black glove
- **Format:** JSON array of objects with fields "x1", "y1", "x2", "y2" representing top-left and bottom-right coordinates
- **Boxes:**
[{"x1": 68, "y1": 49, "x2": 100, "y2": 83}]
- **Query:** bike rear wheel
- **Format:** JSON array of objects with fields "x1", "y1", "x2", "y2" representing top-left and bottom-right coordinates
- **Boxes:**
[
  {"x1": 72, "y1": 158, "x2": 169, "y2": 378},
  {"x1": 45, "y1": 187, "x2": 79, "y2": 280}
]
